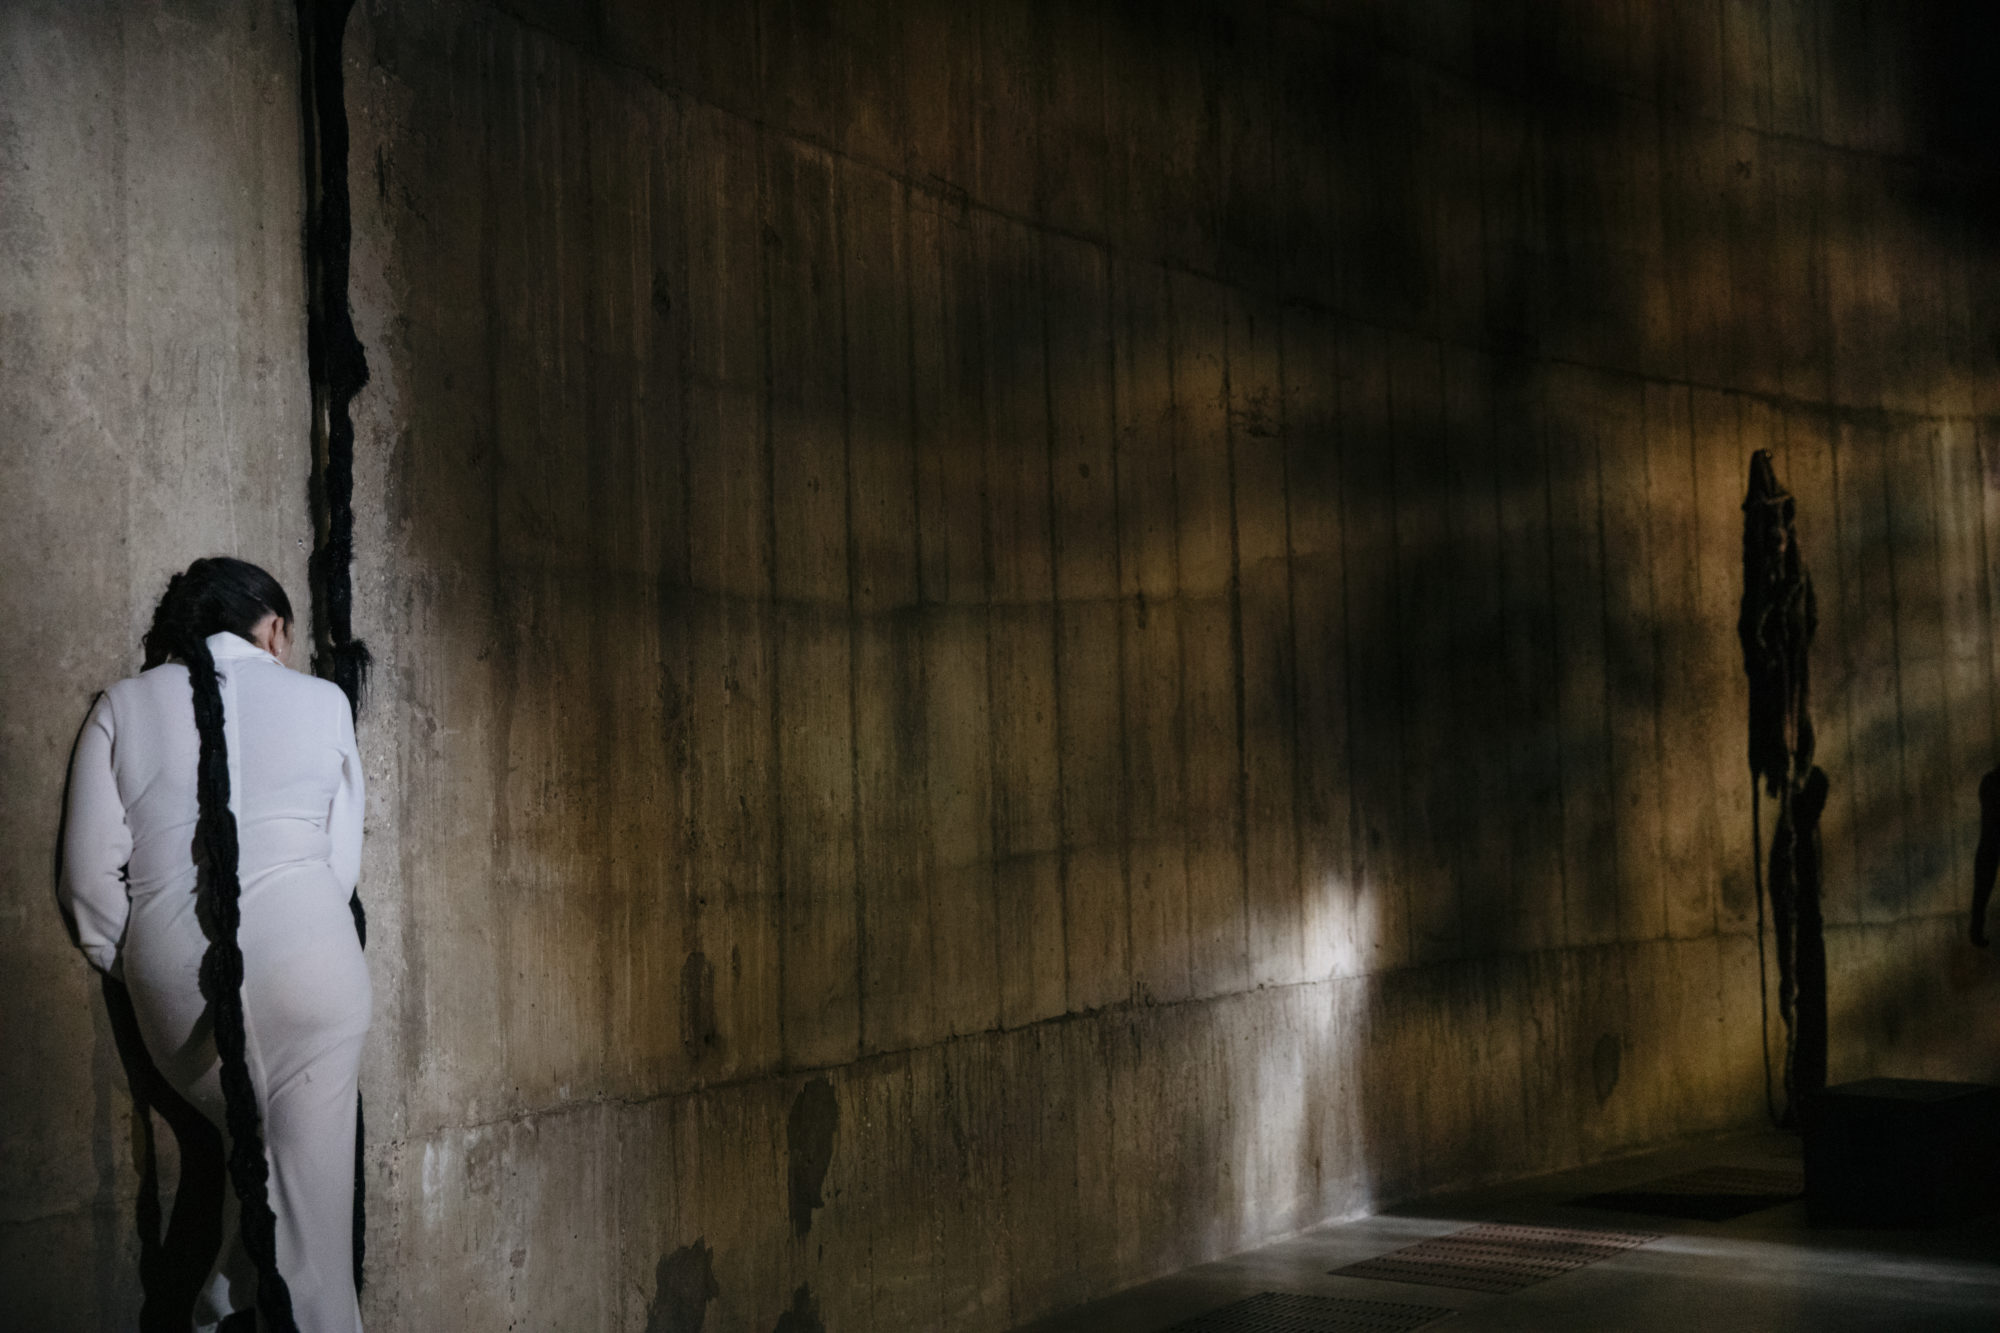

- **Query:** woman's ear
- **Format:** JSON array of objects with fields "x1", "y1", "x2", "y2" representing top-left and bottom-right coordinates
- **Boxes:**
[{"x1": 249, "y1": 612, "x2": 288, "y2": 660}]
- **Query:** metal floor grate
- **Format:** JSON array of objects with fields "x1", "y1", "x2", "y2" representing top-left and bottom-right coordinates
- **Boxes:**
[
  {"x1": 1573, "y1": 1165, "x2": 1804, "y2": 1222},
  {"x1": 1333, "y1": 1222, "x2": 1660, "y2": 1294},
  {"x1": 1163, "y1": 1291, "x2": 1456, "y2": 1332}
]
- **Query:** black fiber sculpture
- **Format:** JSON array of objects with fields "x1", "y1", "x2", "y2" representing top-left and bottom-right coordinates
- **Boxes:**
[
  {"x1": 1738, "y1": 450, "x2": 1829, "y2": 1127},
  {"x1": 294, "y1": 0, "x2": 371, "y2": 1292}
]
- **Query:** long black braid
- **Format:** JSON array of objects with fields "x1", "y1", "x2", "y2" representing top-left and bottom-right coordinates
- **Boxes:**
[{"x1": 144, "y1": 558, "x2": 302, "y2": 1333}]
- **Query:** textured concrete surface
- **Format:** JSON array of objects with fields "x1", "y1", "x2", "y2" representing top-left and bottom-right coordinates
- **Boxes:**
[{"x1": 8, "y1": 1, "x2": 2000, "y2": 1329}]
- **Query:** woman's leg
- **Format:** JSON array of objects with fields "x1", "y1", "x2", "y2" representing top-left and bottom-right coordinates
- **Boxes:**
[{"x1": 239, "y1": 880, "x2": 371, "y2": 1333}]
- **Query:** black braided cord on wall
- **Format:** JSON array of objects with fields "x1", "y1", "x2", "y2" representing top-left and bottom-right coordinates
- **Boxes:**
[{"x1": 294, "y1": 0, "x2": 372, "y2": 1294}]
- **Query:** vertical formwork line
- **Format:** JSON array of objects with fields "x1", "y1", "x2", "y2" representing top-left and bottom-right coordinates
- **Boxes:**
[
  {"x1": 900, "y1": 175, "x2": 942, "y2": 1051},
  {"x1": 1382, "y1": 344, "x2": 1414, "y2": 966},
  {"x1": 1163, "y1": 268, "x2": 1194, "y2": 1000},
  {"x1": 1536, "y1": 336, "x2": 1573, "y2": 948},
  {"x1": 1105, "y1": 256, "x2": 1136, "y2": 1002},
  {"x1": 970, "y1": 24, "x2": 1020, "y2": 1321},
  {"x1": 1224, "y1": 298, "x2": 1255, "y2": 988},
  {"x1": 1275, "y1": 307, "x2": 1305, "y2": 985},
  {"x1": 1040, "y1": 230, "x2": 1075, "y2": 1016},
  {"x1": 1642, "y1": 387, "x2": 1672, "y2": 944},
  {"x1": 836, "y1": 156, "x2": 868, "y2": 1061},
  {"x1": 755, "y1": 124, "x2": 789, "y2": 1068},
  {"x1": 1874, "y1": 409, "x2": 1915, "y2": 918}
]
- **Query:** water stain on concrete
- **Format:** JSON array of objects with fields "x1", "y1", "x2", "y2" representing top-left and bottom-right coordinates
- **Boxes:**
[
  {"x1": 771, "y1": 1283, "x2": 824, "y2": 1333},
  {"x1": 1593, "y1": 1033, "x2": 1623, "y2": 1104},
  {"x1": 644, "y1": 1239, "x2": 719, "y2": 1333},
  {"x1": 787, "y1": 1078, "x2": 839, "y2": 1238},
  {"x1": 681, "y1": 951, "x2": 717, "y2": 1055}
]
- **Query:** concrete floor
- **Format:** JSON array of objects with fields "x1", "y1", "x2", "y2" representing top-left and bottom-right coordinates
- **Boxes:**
[{"x1": 1018, "y1": 1132, "x2": 2000, "y2": 1332}]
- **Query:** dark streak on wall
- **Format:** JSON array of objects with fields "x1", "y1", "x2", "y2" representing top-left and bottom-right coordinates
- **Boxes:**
[
  {"x1": 770, "y1": 1284, "x2": 825, "y2": 1333},
  {"x1": 786, "y1": 1079, "x2": 839, "y2": 1240},
  {"x1": 682, "y1": 950, "x2": 719, "y2": 1058},
  {"x1": 646, "y1": 1239, "x2": 721, "y2": 1333}
]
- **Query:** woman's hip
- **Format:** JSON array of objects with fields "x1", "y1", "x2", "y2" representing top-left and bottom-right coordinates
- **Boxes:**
[{"x1": 121, "y1": 869, "x2": 371, "y2": 1101}]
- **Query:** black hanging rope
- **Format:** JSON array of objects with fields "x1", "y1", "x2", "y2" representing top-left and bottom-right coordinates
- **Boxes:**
[{"x1": 295, "y1": 0, "x2": 371, "y2": 1292}]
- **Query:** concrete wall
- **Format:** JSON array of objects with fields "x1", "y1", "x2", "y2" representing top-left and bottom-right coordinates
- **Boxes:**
[
  {"x1": 0, "y1": 2, "x2": 312, "y2": 1325},
  {"x1": 8, "y1": 1, "x2": 2000, "y2": 1329}
]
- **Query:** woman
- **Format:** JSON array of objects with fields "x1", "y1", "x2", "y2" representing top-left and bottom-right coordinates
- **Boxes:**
[{"x1": 60, "y1": 557, "x2": 369, "y2": 1332}]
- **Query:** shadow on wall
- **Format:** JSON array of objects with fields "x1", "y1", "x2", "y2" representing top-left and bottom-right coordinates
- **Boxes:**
[
  {"x1": 98, "y1": 977, "x2": 227, "y2": 1333},
  {"x1": 54, "y1": 702, "x2": 227, "y2": 1330}
]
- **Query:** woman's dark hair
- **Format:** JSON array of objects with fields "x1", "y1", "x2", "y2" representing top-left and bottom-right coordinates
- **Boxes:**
[
  {"x1": 142, "y1": 556, "x2": 291, "y2": 669},
  {"x1": 143, "y1": 556, "x2": 299, "y2": 1332}
]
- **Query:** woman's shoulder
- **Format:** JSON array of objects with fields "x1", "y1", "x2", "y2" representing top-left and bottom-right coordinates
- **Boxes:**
[
  {"x1": 250, "y1": 659, "x2": 345, "y2": 700},
  {"x1": 108, "y1": 659, "x2": 353, "y2": 726},
  {"x1": 301, "y1": 669, "x2": 355, "y2": 716},
  {"x1": 259, "y1": 664, "x2": 357, "y2": 726},
  {"x1": 125, "y1": 661, "x2": 187, "y2": 685},
  {"x1": 88, "y1": 664, "x2": 192, "y2": 738},
  {"x1": 105, "y1": 662, "x2": 188, "y2": 708}
]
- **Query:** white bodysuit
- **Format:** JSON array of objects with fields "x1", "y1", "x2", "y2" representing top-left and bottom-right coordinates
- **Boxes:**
[{"x1": 61, "y1": 630, "x2": 369, "y2": 1333}]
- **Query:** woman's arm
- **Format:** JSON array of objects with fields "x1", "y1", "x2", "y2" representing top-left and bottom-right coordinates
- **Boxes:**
[
  {"x1": 329, "y1": 693, "x2": 365, "y2": 893},
  {"x1": 58, "y1": 694, "x2": 132, "y2": 976}
]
